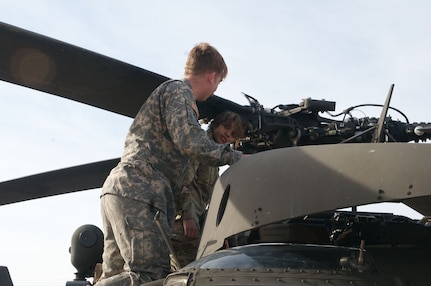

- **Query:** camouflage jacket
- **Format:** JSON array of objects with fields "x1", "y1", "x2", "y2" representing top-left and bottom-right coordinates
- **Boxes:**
[
  {"x1": 176, "y1": 129, "x2": 220, "y2": 225},
  {"x1": 101, "y1": 79, "x2": 242, "y2": 214}
]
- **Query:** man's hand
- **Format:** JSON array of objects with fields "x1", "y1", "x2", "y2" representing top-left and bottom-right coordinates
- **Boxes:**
[{"x1": 182, "y1": 219, "x2": 199, "y2": 239}]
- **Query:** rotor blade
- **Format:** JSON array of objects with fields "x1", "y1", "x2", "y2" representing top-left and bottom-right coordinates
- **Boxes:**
[
  {"x1": 0, "y1": 158, "x2": 119, "y2": 205},
  {"x1": 0, "y1": 21, "x2": 168, "y2": 118},
  {"x1": 1, "y1": 21, "x2": 255, "y2": 121},
  {"x1": 0, "y1": 21, "x2": 259, "y2": 207},
  {"x1": 197, "y1": 95, "x2": 254, "y2": 121}
]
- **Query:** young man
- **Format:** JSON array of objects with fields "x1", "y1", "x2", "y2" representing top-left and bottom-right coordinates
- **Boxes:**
[
  {"x1": 97, "y1": 43, "x2": 243, "y2": 285},
  {"x1": 171, "y1": 111, "x2": 245, "y2": 269}
]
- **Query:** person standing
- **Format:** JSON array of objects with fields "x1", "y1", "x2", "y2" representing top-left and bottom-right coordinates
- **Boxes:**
[
  {"x1": 97, "y1": 43, "x2": 243, "y2": 285},
  {"x1": 171, "y1": 111, "x2": 245, "y2": 269}
]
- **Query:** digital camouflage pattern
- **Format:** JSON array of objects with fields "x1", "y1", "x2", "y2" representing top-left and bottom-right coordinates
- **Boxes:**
[
  {"x1": 99, "y1": 192, "x2": 169, "y2": 284},
  {"x1": 98, "y1": 79, "x2": 242, "y2": 285},
  {"x1": 172, "y1": 129, "x2": 222, "y2": 269}
]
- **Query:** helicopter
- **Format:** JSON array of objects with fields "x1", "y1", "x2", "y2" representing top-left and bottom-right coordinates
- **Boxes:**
[{"x1": 1, "y1": 21, "x2": 431, "y2": 286}]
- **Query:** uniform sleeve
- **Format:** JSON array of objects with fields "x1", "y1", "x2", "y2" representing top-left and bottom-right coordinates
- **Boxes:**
[
  {"x1": 179, "y1": 178, "x2": 210, "y2": 223},
  {"x1": 175, "y1": 184, "x2": 195, "y2": 220},
  {"x1": 163, "y1": 81, "x2": 242, "y2": 166}
]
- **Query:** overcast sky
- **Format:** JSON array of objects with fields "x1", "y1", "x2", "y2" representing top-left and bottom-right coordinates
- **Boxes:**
[{"x1": 1, "y1": 1, "x2": 431, "y2": 285}]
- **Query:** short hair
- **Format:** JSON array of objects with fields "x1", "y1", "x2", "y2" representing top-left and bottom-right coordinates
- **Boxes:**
[
  {"x1": 184, "y1": 42, "x2": 228, "y2": 80},
  {"x1": 210, "y1": 111, "x2": 245, "y2": 139}
]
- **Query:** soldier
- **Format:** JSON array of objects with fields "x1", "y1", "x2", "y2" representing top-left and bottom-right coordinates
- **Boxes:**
[
  {"x1": 171, "y1": 111, "x2": 245, "y2": 270},
  {"x1": 97, "y1": 43, "x2": 243, "y2": 285}
]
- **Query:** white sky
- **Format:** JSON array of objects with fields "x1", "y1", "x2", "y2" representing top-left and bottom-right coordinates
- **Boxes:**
[{"x1": 1, "y1": 1, "x2": 430, "y2": 285}]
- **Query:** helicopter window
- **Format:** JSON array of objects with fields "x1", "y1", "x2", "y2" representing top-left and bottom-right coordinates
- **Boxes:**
[{"x1": 216, "y1": 184, "x2": 230, "y2": 226}]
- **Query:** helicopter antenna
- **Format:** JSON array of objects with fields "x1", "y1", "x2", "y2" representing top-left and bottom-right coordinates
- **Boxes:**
[{"x1": 372, "y1": 84, "x2": 394, "y2": 143}]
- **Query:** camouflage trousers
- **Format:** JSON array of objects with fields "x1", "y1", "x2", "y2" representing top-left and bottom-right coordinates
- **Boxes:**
[
  {"x1": 170, "y1": 218, "x2": 200, "y2": 271},
  {"x1": 97, "y1": 194, "x2": 171, "y2": 285}
]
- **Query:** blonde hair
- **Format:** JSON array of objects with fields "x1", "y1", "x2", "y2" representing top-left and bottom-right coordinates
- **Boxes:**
[{"x1": 184, "y1": 42, "x2": 228, "y2": 80}]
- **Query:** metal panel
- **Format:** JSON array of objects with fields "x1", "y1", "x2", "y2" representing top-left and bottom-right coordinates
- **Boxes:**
[{"x1": 199, "y1": 143, "x2": 431, "y2": 257}]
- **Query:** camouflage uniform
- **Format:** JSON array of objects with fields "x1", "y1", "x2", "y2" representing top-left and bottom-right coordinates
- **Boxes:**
[
  {"x1": 98, "y1": 79, "x2": 242, "y2": 285},
  {"x1": 171, "y1": 129, "x2": 220, "y2": 269}
]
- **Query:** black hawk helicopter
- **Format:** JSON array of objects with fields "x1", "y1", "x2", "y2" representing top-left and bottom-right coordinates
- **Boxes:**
[{"x1": 1, "y1": 21, "x2": 431, "y2": 285}]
